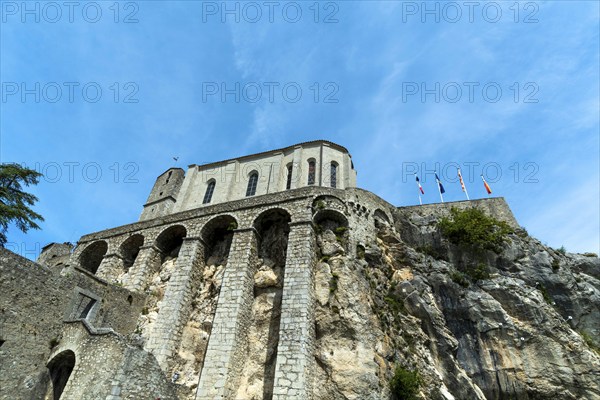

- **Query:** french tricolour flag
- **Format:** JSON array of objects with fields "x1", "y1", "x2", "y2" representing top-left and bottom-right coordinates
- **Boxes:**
[{"x1": 415, "y1": 175, "x2": 425, "y2": 194}]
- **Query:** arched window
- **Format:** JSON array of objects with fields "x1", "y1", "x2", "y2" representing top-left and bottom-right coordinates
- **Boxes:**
[
  {"x1": 286, "y1": 164, "x2": 293, "y2": 190},
  {"x1": 203, "y1": 180, "x2": 216, "y2": 204},
  {"x1": 330, "y1": 162, "x2": 338, "y2": 188},
  {"x1": 246, "y1": 171, "x2": 258, "y2": 197},
  {"x1": 307, "y1": 160, "x2": 316, "y2": 185}
]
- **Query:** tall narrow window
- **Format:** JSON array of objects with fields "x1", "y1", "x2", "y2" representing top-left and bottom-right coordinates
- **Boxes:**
[
  {"x1": 286, "y1": 164, "x2": 293, "y2": 190},
  {"x1": 330, "y1": 162, "x2": 338, "y2": 188},
  {"x1": 246, "y1": 172, "x2": 258, "y2": 196},
  {"x1": 307, "y1": 160, "x2": 316, "y2": 185},
  {"x1": 203, "y1": 180, "x2": 216, "y2": 204}
]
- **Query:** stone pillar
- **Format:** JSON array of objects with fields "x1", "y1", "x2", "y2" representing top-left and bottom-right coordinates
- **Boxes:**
[
  {"x1": 124, "y1": 245, "x2": 160, "y2": 292},
  {"x1": 196, "y1": 228, "x2": 258, "y2": 399},
  {"x1": 145, "y1": 237, "x2": 205, "y2": 371},
  {"x1": 96, "y1": 253, "x2": 124, "y2": 282},
  {"x1": 272, "y1": 221, "x2": 317, "y2": 400}
]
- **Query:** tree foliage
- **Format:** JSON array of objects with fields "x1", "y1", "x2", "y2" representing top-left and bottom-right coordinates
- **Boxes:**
[
  {"x1": 0, "y1": 163, "x2": 44, "y2": 246},
  {"x1": 439, "y1": 207, "x2": 513, "y2": 253},
  {"x1": 390, "y1": 366, "x2": 421, "y2": 400}
]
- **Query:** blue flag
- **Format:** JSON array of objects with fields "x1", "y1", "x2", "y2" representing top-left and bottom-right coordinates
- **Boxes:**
[{"x1": 435, "y1": 173, "x2": 445, "y2": 194}]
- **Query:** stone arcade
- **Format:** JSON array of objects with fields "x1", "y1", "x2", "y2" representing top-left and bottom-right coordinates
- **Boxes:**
[{"x1": 0, "y1": 140, "x2": 520, "y2": 400}]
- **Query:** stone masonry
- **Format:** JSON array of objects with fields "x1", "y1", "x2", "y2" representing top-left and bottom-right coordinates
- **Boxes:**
[{"x1": 0, "y1": 141, "x2": 528, "y2": 400}]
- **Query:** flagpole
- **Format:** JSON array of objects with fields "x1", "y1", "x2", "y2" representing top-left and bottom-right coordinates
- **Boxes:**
[
  {"x1": 414, "y1": 173, "x2": 423, "y2": 205},
  {"x1": 458, "y1": 168, "x2": 470, "y2": 200},
  {"x1": 436, "y1": 171, "x2": 444, "y2": 203}
]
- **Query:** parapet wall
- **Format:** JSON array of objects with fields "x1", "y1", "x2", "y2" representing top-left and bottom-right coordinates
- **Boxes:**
[{"x1": 396, "y1": 197, "x2": 519, "y2": 227}]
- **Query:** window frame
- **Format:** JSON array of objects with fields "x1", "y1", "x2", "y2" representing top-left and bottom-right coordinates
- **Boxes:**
[
  {"x1": 307, "y1": 159, "x2": 316, "y2": 186},
  {"x1": 203, "y1": 180, "x2": 216, "y2": 204},
  {"x1": 246, "y1": 171, "x2": 259, "y2": 197},
  {"x1": 330, "y1": 162, "x2": 338, "y2": 188},
  {"x1": 286, "y1": 164, "x2": 293, "y2": 190}
]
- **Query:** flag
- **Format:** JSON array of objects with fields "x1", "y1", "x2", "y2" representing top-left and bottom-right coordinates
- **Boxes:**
[
  {"x1": 457, "y1": 168, "x2": 470, "y2": 200},
  {"x1": 435, "y1": 173, "x2": 445, "y2": 194},
  {"x1": 481, "y1": 175, "x2": 492, "y2": 195},
  {"x1": 457, "y1": 168, "x2": 466, "y2": 192},
  {"x1": 415, "y1": 175, "x2": 425, "y2": 194}
]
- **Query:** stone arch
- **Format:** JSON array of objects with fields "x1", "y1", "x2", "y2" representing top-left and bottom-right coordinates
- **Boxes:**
[
  {"x1": 155, "y1": 225, "x2": 187, "y2": 263},
  {"x1": 119, "y1": 234, "x2": 144, "y2": 270},
  {"x1": 313, "y1": 209, "x2": 350, "y2": 254},
  {"x1": 313, "y1": 208, "x2": 349, "y2": 230},
  {"x1": 373, "y1": 209, "x2": 391, "y2": 228},
  {"x1": 46, "y1": 350, "x2": 76, "y2": 399},
  {"x1": 253, "y1": 208, "x2": 292, "y2": 267},
  {"x1": 312, "y1": 194, "x2": 347, "y2": 215},
  {"x1": 201, "y1": 214, "x2": 237, "y2": 265},
  {"x1": 239, "y1": 207, "x2": 291, "y2": 399},
  {"x1": 78, "y1": 241, "x2": 108, "y2": 274}
]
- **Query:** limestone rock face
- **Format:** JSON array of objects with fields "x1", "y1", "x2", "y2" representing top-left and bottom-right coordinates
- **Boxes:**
[{"x1": 311, "y1": 209, "x2": 600, "y2": 400}]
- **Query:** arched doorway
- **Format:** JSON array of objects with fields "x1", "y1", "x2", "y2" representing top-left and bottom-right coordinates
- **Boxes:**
[{"x1": 46, "y1": 350, "x2": 75, "y2": 399}]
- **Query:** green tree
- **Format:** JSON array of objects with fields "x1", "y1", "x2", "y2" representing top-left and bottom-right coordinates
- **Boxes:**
[
  {"x1": 0, "y1": 163, "x2": 44, "y2": 246},
  {"x1": 439, "y1": 207, "x2": 513, "y2": 253}
]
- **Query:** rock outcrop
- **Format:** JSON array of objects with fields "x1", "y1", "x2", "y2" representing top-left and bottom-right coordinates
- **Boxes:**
[{"x1": 311, "y1": 209, "x2": 600, "y2": 399}]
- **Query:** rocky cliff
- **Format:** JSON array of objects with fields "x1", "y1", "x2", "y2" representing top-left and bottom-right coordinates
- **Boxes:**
[{"x1": 308, "y1": 206, "x2": 600, "y2": 399}]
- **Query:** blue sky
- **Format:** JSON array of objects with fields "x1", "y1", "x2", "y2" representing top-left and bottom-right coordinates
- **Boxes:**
[{"x1": 1, "y1": 0, "x2": 598, "y2": 259}]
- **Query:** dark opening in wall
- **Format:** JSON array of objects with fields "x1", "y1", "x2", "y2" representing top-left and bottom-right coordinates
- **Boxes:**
[
  {"x1": 251, "y1": 208, "x2": 291, "y2": 399},
  {"x1": 47, "y1": 350, "x2": 75, "y2": 400},
  {"x1": 373, "y1": 209, "x2": 391, "y2": 228},
  {"x1": 155, "y1": 225, "x2": 187, "y2": 263},
  {"x1": 201, "y1": 215, "x2": 236, "y2": 266},
  {"x1": 127, "y1": 295, "x2": 133, "y2": 305},
  {"x1": 120, "y1": 234, "x2": 144, "y2": 270},
  {"x1": 71, "y1": 293, "x2": 96, "y2": 320},
  {"x1": 78, "y1": 241, "x2": 108, "y2": 274},
  {"x1": 0, "y1": 339, "x2": 5, "y2": 348}
]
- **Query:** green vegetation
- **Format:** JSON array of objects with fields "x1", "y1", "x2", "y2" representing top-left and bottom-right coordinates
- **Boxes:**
[
  {"x1": 450, "y1": 269, "x2": 470, "y2": 287},
  {"x1": 334, "y1": 226, "x2": 347, "y2": 235},
  {"x1": 551, "y1": 258, "x2": 560, "y2": 272},
  {"x1": 415, "y1": 244, "x2": 444, "y2": 260},
  {"x1": 390, "y1": 366, "x2": 422, "y2": 400},
  {"x1": 334, "y1": 226, "x2": 348, "y2": 247},
  {"x1": 316, "y1": 200, "x2": 326, "y2": 210},
  {"x1": 556, "y1": 245, "x2": 567, "y2": 255},
  {"x1": 356, "y1": 245, "x2": 365, "y2": 259},
  {"x1": 583, "y1": 252, "x2": 598, "y2": 258},
  {"x1": 469, "y1": 263, "x2": 491, "y2": 281},
  {"x1": 227, "y1": 221, "x2": 238, "y2": 231},
  {"x1": 384, "y1": 291, "x2": 406, "y2": 315},
  {"x1": 538, "y1": 284, "x2": 552, "y2": 304},
  {"x1": 439, "y1": 207, "x2": 513, "y2": 253},
  {"x1": 580, "y1": 331, "x2": 600, "y2": 355},
  {"x1": 515, "y1": 227, "x2": 529, "y2": 238},
  {"x1": 0, "y1": 163, "x2": 44, "y2": 246}
]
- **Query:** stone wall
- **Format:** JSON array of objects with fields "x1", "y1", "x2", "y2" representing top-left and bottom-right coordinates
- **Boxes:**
[
  {"x1": 2, "y1": 181, "x2": 534, "y2": 400},
  {"x1": 0, "y1": 248, "x2": 144, "y2": 400}
]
